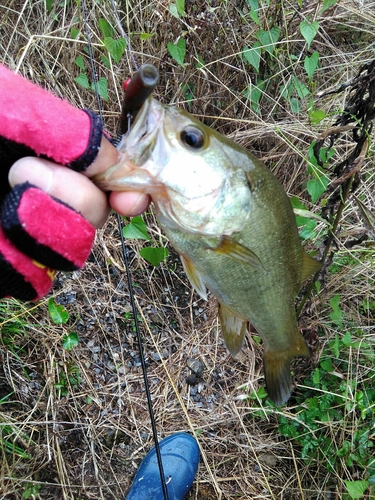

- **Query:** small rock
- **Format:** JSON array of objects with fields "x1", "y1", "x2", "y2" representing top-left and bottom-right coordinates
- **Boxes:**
[
  {"x1": 190, "y1": 386, "x2": 198, "y2": 396},
  {"x1": 151, "y1": 349, "x2": 168, "y2": 361},
  {"x1": 149, "y1": 312, "x2": 166, "y2": 325},
  {"x1": 186, "y1": 374, "x2": 197, "y2": 385},
  {"x1": 258, "y1": 453, "x2": 278, "y2": 467},
  {"x1": 197, "y1": 382, "x2": 205, "y2": 393},
  {"x1": 186, "y1": 358, "x2": 204, "y2": 377}
]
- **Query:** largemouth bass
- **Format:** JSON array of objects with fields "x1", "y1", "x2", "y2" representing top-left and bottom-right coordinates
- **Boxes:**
[{"x1": 94, "y1": 86, "x2": 321, "y2": 405}]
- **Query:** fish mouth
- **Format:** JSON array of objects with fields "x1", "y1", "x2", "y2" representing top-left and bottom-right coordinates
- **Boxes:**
[{"x1": 92, "y1": 98, "x2": 163, "y2": 192}]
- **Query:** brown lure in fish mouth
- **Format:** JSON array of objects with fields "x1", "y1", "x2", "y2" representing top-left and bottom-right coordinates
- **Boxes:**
[{"x1": 120, "y1": 64, "x2": 159, "y2": 133}]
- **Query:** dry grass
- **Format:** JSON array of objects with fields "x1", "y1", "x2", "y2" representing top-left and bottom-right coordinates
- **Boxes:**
[{"x1": 1, "y1": 0, "x2": 375, "y2": 498}]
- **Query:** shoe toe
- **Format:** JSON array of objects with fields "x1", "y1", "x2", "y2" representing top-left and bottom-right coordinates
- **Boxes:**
[{"x1": 125, "y1": 432, "x2": 200, "y2": 500}]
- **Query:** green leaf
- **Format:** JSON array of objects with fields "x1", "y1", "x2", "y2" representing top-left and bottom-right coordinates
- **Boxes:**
[
  {"x1": 321, "y1": 0, "x2": 339, "y2": 13},
  {"x1": 140, "y1": 247, "x2": 169, "y2": 266},
  {"x1": 74, "y1": 55, "x2": 85, "y2": 70},
  {"x1": 62, "y1": 332, "x2": 79, "y2": 351},
  {"x1": 181, "y1": 82, "x2": 195, "y2": 105},
  {"x1": 169, "y1": 4, "x2": 180, "y2": 18},
  {"x1": 250, "y1": 385, "x2": 268, "y2": 400},
  {"x1": 300, "y1": 20, "x2": 319, "y2": 49},
  {"x1": 48, "y1": 298, "x2": 69, "y2": 324},
  {"x1": 195, "y1": 54, "x2": 205, "y2": 69},
  {"x1": 104, "y1": 37, "x2": 127, "y2": 64},
  {"x1": 244, "y1": 87, "x2": 260, "y2": 113},
  {"x1": 330, "y1": 335, "x2": 341, "y2": 358},
  {"x1": 249, "y1": 9, "x2": 260, "y2": 25},
  {"x1": 320, "y1": 358, "x2": 333, "y2": 372},
  {"x1": 247, "y1": 0, "x2": 260, "y2": 25},
  {"x1": 122, "y1": 216, "x2": 150, "y2": 240},
  {"x1": 91, "y1": 77, "x2": 108, "y2": 101},
  {"x1": 256, "y1": 27, "x2": 280, "y2": 55},
  {"x1": 299, "y1": 219, "x2": 317, "y2": 240},
  {"x1": 290, "y1": 196, "x2": 309, "y2": 226},
  {"x1": 292, "y1": 75, "x2": 310, "y2": 98},
  {"x1": 140, "y1": 32, "x2": 154, "y2": 40},
  {"x1": 45, "y1": 0, "x2": 53, "y2": 12},
  {"x1": 176, "y1": 0, "x2": 185, "y2": 16},
  {"x1": 70, "y1": 27, "x2": 79, "y2": 39},
  {"x1": 101, "y1": 54, "x2": 111, "y2": 69},
  {"x1": 167, "y1": 38, "x2": 186, "y2": 68},
  {"x1": 22, "y1": 483, "x2": 41, "y2": 499},
  {"x1": 293, "y1": 208, "x2": 327, "y2": 224},
  {"x1": 280, "y1": 82, "x2": 294, "y2": 100},
  {"x1": 344, "y1": 480, "x2": 369, "y2": 499},
  {"x1": 290, "y1": 97, "x2": 300, "y2": 113},
  {"x1": 307, "y1": 177, "x2": 329, "y2": 203},
  {"x1": 309, "y1": 108, "x2": 326, "y2": 124},
  {"x1": 75, "y1": 73, "x2": 90, "y2": 89},
  {"x1": 247, "y1": 0, "x2": 259, "y2": 9},
  {"x1": 98, "y1": 18, "x2": 114, "y2": 38},
  {"x1": 242, "y1": 42, "x2": 262, "y2": 72},
  {"x1": 341, "y1": 331, "x2": 352, "y2": 347},
  {"x1": 329, "y1": 294, "x2": 343, "y2": 327},
  {"x1": 304, "y1": 51, "x2": 319, "y2": 79},
  {"x1": 312, "y1": 368, "x2": 320, "y2": 385}
]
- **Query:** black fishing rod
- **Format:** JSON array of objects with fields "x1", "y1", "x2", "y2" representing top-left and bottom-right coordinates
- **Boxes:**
[{"x1": 81, "y1": 2, "x2": 169, "y2": 499}]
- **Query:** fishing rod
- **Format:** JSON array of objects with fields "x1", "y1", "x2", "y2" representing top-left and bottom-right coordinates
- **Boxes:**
[{"x1": 81, "y1": 2, "x2": 169, "y2": 499}]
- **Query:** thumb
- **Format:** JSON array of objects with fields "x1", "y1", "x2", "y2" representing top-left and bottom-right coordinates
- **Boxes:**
[{"x1": 8, "y1": 156, "x2": 110, "y2": 228}]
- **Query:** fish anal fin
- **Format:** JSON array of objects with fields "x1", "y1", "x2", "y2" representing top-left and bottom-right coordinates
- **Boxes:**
[
  {"x1": 263, "y1": 334, "x2": 311, "y2": 406},
  {"x1": 180, "y1": 255, "x2": 207, "y2": 300},
  {"x1": 209, "y1": 237, "x2": 264, "y2": 271},
  {"x1": 218, "y1": 302, "x2": 247, "y2": 355},
  {"x1": 301, "y1": 252, "x2": 322, "y2": 283}
]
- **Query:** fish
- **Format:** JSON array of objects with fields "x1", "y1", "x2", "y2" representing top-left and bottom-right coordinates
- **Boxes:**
[{"x1": 93, "y1": 95, "x2": 321, "y2": 405}]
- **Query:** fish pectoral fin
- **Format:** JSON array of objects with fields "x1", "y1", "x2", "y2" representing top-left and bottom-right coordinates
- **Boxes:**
[
  {"x1": 263, "y1": 334, "x2": 311, "y2": 406},
  {"x1": 218, "y1": 302, "x2": 247, "y2": 355},
  {"x1": 180, "y1": 255, "x2": 207, "y2": 300},
  {"x1": 209, "y1": 237, "x2": 264, "y2": 271},
  {"x1": 301, "y1": 252, "x2": 322, "y2": 283}
]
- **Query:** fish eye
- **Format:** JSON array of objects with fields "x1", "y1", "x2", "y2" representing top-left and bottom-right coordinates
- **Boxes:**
[{"x1": 180, "y1": 126, "x2": 206, "y2": 150}]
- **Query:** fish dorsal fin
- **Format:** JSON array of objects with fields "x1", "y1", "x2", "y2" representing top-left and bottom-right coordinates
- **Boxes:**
[
  {"x1": 209, "y1": 237, "x2": 264, "y2": 270},
  {"x1": 218, "y1": 302, "x2": 248, "y2": 355},
  {"x1": 180, "y1": 254, "x2": 207, "y2": 300},
  {"x1": 301, "y1": 252, "x2": 322, "y2": 283}
]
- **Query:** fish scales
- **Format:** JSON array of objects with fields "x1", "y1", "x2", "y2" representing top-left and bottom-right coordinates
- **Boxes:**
[
  {"x1": 163, "y1": 167, "x2": 302, "y2": 350},
  {"x1": 93, "y1": 96, "x2": 321, "y2": 405}
]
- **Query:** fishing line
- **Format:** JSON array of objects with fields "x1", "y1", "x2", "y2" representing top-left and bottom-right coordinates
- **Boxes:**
[{"x1": 81, "y1": 1, "x2": 169, "y2": 498}]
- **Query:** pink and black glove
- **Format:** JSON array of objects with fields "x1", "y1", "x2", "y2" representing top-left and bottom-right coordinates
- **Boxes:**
[{"x1": 0, "y1": 65, "x2": 101, "y2": 301}]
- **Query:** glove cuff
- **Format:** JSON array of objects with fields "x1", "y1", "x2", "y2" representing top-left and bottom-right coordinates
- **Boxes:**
[{"x1": 68, "y1": 110, "x2": 103, "y2": 172}]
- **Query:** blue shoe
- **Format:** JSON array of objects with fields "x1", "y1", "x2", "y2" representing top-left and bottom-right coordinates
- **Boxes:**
[{"x1": 125, "y1": 432, "x2": 200, "y2": 500}]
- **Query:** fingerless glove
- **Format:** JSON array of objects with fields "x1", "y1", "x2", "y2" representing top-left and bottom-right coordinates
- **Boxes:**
[{"x1": 0, "y1": 65, "x2": 101, "y2": 300}]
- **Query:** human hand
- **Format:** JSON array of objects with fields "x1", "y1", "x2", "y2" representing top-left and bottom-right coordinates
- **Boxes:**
[
  {"x1": 8, "y1": 138, "x2": 150, "y2": 229},
  {"x1": 0, "y1": 64, "x2": 149, "y2": 301}
]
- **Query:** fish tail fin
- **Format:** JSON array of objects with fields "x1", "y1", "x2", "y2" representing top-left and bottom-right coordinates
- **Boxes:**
[{"x1": 263, "y1": 335, "x2": 311, "y2": 406}]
